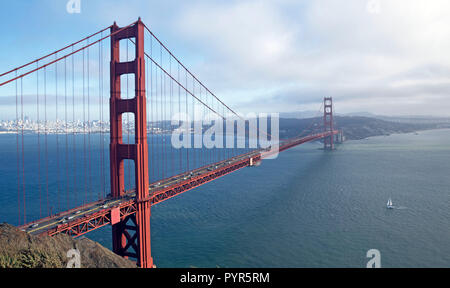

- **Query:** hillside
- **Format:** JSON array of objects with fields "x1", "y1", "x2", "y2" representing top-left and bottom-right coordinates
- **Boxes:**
[
  {"x1": 279, "y1": 116, "x2": 445, "y2": 140},
  {"x1": 0, "y1": 223, "x2": 136, "y2": 268}
]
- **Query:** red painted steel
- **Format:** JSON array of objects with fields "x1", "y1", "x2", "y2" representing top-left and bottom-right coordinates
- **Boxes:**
[
  {"x1": 109, "y1": 18, "x2": 152, "y2": 268},
  {"x1": 0, "y1": 22, "x2": 138, "y2": 87},
  {"x1": 38, "y1": 131, "x2": 337, "y2": 241},
  {"x1": 111, "y1": 207, "x2": 120, "y2": 225},
  {"x1": 7, "y1": 19, "x2": 341, "y2": 268},
  {"x1": 323, "y1": 97, "x2": 334, "y2": 150},
  {"x1": 46, "y1": 200, "x2": 137, "y2": 237}
]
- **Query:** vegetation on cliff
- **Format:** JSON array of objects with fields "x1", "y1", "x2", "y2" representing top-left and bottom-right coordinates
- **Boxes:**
[{"x1": 0, "y1": 223, "x2": 136, "y2": 268}]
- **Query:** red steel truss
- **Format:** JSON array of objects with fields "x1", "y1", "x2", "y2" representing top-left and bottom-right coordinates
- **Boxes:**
[
  {"x1": 39, "y1": 130, "x2": 337, "y2": 243},
  {"x1": 42, "y1": 154, "x2": 261, "y2": 237}
]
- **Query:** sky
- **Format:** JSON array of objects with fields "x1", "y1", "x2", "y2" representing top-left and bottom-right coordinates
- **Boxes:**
[{"x1": 1, "y1": 0, "x2": 450, "y2": 117}]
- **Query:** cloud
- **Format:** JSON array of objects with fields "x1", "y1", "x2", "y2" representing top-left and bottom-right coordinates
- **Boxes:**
[
  {"x1": 171, "y1": 0, "x2": 450, "y2": 116},
  {"x1": 2, "y1": 0, "x2": 450, "y2": 117}
]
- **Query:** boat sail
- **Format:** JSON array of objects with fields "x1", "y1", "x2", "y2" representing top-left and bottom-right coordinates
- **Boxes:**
[{"x1": 387, "y1": 198, "x2": 394, "y2": 209}]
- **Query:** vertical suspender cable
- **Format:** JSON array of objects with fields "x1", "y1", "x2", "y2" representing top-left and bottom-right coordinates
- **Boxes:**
[
  {"x1": 161, "y1": 55, "x2": 164, "y2": 179},
  {"x1": 178, "y1": 63, "x2": 181, "y2": 174},
  {"x1": 21, "y1": 77, "x2": 26, "y2": 223},
  {"x1": 72, "y1": 46, "x2": 77, "y2": 206},
  {"x1": 56, "y1": 54, "x2": 60, "y2": 212},
  {"x1": 44, "y1": 66, "x2": 49, "y2": 216},
  {"x1": 178, "y1": 65, "x2": 182, "y2": 173},
  {"x1": 99, "y1": 37, "x2": 103, "y2": 200},
  {"x1": 156, "y1": 54, "x2": 159, "y2": 180},
  {"x1": 160, "y1": 46, "x2": 163, "y2": 180},
  {"x1": 87, "y1": 40, "x2": 92, "y2": 202},
  {"x1": 161, "y1": 46, "x2": 165, "y2": 180},
  {"x1": 83, "y1": 48, "x2": 87, "y2": 205},
  {"x1": 37, "y1": 62, "x2": 42, "y2": 218},
  {"x1": 146, "y1": 47, "x2": 149, "y2": 184},
  {"x1": 185, "y1": 69, "x2": 189, "y2": 172},
  {"x1": 101, "y1": 37, "x2": 106, "y2": 198},
  {"x1": 192, "y1": 79, "x2": 195, "y2": 170},
  {"x1": 65, "y1": 57, "x2": 69, "y2": 210},
  {"x1": 170, "y1": 56, "x2": 174, "y2": 178},
  {"x1": 199, "y1": 85, "x2": 202, "y2": 167},
  {"x1": 15, "y1": 72, "x2": 20, "y2": 225},
  {"x1": 223, "y1": 106, "x2": 226, "y2": 161},
  {"x1": 151, "y1": 41, "x2": 155, "y2": 182}
]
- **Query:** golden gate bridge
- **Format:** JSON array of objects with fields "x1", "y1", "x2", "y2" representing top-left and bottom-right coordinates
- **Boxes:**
[{"x1": 0, "y1": 19, "x2": 341, "y2": 268}]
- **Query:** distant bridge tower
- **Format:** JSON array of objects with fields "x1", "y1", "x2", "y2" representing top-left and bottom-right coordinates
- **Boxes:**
[
  {"x1": 336, "y1": 129, "x2": 345, "y2": 144},
  {"x1": 110, "y1": 19, "x2": 153, "y2": 268},
  {"x1": 323, "y1": 97, "x2": 334, "y2": 150}
]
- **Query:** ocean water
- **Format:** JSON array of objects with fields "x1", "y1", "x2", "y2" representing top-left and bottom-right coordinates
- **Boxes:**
[{"x1": 1, "y1": 129, "x2": 450, "y2": 267}]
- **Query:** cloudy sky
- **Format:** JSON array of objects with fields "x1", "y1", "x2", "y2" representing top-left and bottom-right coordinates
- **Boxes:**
[{"x1": 1, "y1": 0, "x2": 450, "y2": 116}]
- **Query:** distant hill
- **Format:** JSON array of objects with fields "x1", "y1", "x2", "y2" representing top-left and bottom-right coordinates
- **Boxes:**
[
  {"x1": 279, "y1": 111, "x2": 321, "y2": 119},
  {"x1": 279, "y1": 116, "x2": 448, "y2": 140},
  {"x1": 283, "y1": 111, "x2": 450, "y2": 124}
]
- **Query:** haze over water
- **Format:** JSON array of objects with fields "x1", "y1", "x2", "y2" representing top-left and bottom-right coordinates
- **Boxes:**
[{"x1": 1, "y1": 129, "x2": 450, "y2": 267}]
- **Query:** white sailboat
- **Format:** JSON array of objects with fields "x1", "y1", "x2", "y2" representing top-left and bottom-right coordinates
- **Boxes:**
[{"x1": 386, "y1": 198, "x2": 394, "y2": 209}]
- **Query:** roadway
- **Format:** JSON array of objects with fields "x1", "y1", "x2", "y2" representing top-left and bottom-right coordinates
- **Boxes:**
[
  {"x1": 21, "y1": 131, "x2": 337, "y2": 237},
  {"x1": 22, "y1": 148, "x2": 264, "y2": 236}
]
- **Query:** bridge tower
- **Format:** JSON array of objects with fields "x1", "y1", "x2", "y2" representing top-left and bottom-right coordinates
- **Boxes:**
[
  {"x1": 323, "y1": 97, "x2": 334, "y2": 150},
  {"x1": 110, "y1": 19, "x2": 153, "y2": 268}
]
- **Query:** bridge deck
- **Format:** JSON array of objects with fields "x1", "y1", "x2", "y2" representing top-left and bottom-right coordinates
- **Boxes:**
[{"x1": 21, "y1": 131, "x2": 337, "y2": 237}]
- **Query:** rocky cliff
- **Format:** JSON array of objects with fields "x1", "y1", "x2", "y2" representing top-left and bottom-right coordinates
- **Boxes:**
[{"x1": 0, "y1": 223, "x2": 136, "y2": 268}]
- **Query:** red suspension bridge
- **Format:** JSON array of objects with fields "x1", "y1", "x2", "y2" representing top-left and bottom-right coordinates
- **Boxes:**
[{"x1": 0, "y1": 19, "x2": 341, "y2": 268}]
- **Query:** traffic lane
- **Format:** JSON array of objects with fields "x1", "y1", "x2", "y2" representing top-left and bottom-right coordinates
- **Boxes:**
[{"x1": 26, "y1": 152, "x2": 262, "y2": 234}]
